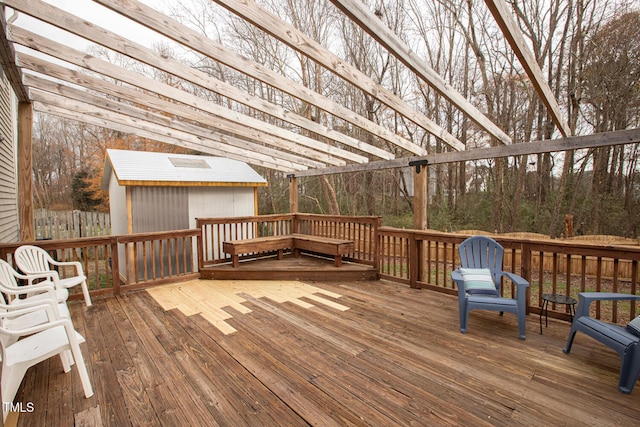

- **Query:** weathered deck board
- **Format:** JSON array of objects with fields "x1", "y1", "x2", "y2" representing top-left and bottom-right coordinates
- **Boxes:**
[
  {"x1": 148, "y1": 293, "x2": 305, "y2": 426},
  {"x1": 11, "y1": 279, "x2": 640, "y2": 426},
  {"x1": 276, "y1": 289, "x2": 523, "y2": 424}
]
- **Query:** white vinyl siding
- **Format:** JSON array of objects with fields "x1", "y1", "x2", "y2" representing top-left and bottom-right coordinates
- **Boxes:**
[{"x1": 0, "y1": 72, "x2": 18, "y2": 243}]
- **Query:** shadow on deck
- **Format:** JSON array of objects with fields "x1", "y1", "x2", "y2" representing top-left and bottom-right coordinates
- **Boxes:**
[{"x1": 11, "y1": 278, "x2": 640, "y2": 426}]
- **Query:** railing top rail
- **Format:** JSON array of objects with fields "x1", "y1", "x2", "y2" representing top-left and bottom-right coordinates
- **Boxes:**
[
  {"x1": 196, "y1": 214, "x2": 295, "y2": 225},
  {"x1": 379, "y1": 227, "x2": 640, "y2": 258},
  {"x1": 117, "y1": 229, "x2": 200, "y2": 243},
  {"x1": 0, "y1": 236, "x2": 117, "y2": 252},
  {"x1": 295, "y1": 213, "x2": 381, "y2": 223},
  {"x1": 0, "y1": 229, "x2": 201, "y2": 252},
  {"x1": 197, "y1": 213, "x2": 381, "y2": 226},
  {"x1": 379, "y1": 227, "x2": 469, "y2": 241}
]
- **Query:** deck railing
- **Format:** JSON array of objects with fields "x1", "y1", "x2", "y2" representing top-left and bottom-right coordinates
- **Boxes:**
[
  {"x1": 197, "y1": 214, "x2": 293, "y2": 266},
  {"x1": 0, "y1": 229, "x2": 199, "y2": 301},
  {"x1": 377, "y1": 228, "x2": 640, "y2": 324},
  {"x1": 197, "y1": 213, "x2": 381, "y2": 268},
  {"x1": 293, "y1": 213, "x2": 380, "y2": 266},
  {"x1": 117, "y1": 229, "x2": 200, "y2": 290},
  {"x1": 2, "y1": 215, "x2": 639, "y2": 324}
]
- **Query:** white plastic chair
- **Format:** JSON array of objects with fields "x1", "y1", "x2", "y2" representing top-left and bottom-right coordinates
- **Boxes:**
[
  {"x1": 0, "y1": 303, "x2": 93, "y2": 422},
  {"x1": 0, "y1": 259, "x2": 68, "y2": 306},
  {"x1": 0, "y1": 259, "x2": 76, "y2": 404},
  {"x1": 0, "y1": 291, "x2": 71, "y2": 345},
  {"x1": 0, "y1": 262, "x2": 71, "y2": 348},
  {"x1": 14, "y1": 245, "x2": 91, "y2": 306}
]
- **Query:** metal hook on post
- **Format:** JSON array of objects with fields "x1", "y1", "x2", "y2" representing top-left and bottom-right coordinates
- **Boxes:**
[{"x1": 286, "y1": 174, "x2": 295, "y2": 183}]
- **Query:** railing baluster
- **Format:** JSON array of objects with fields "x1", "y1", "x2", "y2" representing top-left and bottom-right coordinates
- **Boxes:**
[
  {"x1": 613, "y1": 259, "x2": 619, "y2": 322},
  {"x1": 596, "y1": 257, "x2": 603, "y2": 318}
]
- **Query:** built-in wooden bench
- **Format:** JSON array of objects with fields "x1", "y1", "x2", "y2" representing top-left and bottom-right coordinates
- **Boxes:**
[
  {"x1": 223, "y1": 236, "x2": 293, "y2": 267},
  {"x1": 289, "y1": 234, "x2": 354, "y2": 267},
  {"x1": 222, "y1": 233, "x2": 354, "y2": 268}
]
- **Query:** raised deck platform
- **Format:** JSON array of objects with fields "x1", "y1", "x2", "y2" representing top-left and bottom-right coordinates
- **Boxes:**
[{"x1": 200, "y1": 253, "x2": 378, "y2": 281}]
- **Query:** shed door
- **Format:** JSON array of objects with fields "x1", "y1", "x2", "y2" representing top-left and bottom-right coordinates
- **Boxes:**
[
  {"x1": 129, "y1": 186, "x2": 192, "y2": 279},
  {"x1": 131, "y1": 186, "x2": 189, "y2": 232}
]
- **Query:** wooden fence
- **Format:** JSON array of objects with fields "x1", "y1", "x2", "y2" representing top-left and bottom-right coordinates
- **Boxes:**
[{"x1": 34, "y1": 209, "x2": 111, "y2": 240}]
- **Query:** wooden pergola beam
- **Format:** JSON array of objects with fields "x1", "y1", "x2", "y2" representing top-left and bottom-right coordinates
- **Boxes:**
[
  {"x1": 10, "y1": 26, "x2": 360, "y2": 166},
  {"x1": 1, "y1": 0, "x2": 632, "y2": 186},
  {"x1": 30, "y1": 92, "x2": 300, "y2": 173},
  {"x1": 291, "y1": 128, "x2": 640, "y2": 177},
  {"x1": 8, "y1": 0, "x2": 394, "y2": 162},
  {"x1": 23, "y1": 72, "x2": 321, "y2": 171},
  {"x1": 19, "y1": 56, "x2": 326, "y2": 170}
]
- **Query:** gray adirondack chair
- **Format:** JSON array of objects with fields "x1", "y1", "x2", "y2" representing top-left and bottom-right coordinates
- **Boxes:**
[
  {"x1": 563, "y1": 292, "x2": 640, "y2": 394},
  {"x1": 451, "y1": 236, "x2": 529, "y2": 339}
]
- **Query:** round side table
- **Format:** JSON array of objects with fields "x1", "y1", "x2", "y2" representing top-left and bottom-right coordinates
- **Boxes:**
[{"x1": 540, "y1": 293, "x2": 577, "y2": 334}]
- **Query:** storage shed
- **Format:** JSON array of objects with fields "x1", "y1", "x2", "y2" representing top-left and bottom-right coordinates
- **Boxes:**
[{"x1": 102, "y1": 149, "x2": 267, "y2": 277}]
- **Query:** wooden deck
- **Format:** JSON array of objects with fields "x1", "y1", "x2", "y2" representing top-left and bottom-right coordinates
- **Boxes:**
[{"x1": 11, "y1": 278, "x2": 640, "y2": 426}]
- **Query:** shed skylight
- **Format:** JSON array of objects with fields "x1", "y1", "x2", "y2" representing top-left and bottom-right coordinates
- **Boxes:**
[{"x1": 169, "y1": 157, "x2": 211, "y2": 169}]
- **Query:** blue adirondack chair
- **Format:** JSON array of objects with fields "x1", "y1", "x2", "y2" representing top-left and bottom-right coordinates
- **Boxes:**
[
  {"x1": 451, "y1": 236, "x2": 529, "y2": 339},
  {"x1": 563, "y1": 292, "x2": 640, "y2": 393}
]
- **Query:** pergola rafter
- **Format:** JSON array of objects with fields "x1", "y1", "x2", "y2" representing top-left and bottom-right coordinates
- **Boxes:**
[
  {"x1": 9, "y1": 0, "x2": 395, "y2": 162},
  {"x1": 93, "y1": 0, "x2": 417, "y2": 159},
  {"x1": 11, "y1": 26, "x2": 365, "y2": 167},
  {"x1": 329, "y1": 0, "x2": 514, "y2": 146},
  {"x1": 212, "y1": 0, "x2": 463, "y2": 152},
  {"x1": 484, "y1": 0, "x2": 572, "y2": 137},
  {"x1": 0, "y1": 0, "x2": 638, "y2": 178},
  {"x1": 19, "y1": 56, "x2": 328, "y2": 170},
  {"x1": 30, "y1": 88, "x2": 307, "y2": 173}
]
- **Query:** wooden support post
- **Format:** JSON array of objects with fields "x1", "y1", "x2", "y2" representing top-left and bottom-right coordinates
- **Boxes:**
[
  {"x1": 410, "y1": 160, "x2": 428, "y2": 287},
  {"x1": 520, "y1": 242, "x2": 532, "y2": 315},
  {"x1": 288, "y1": 175, "x2": 298, "y2": 213},
  {"x1": 17, "y1": 102, "x2": 34, "y2": 242},
  {"x1": 110, "y1": 240, "x2": 121, "y2": 296},
  {"x1": 413, "y1": 165, "x2": 427, "y2": 230},
  {"x1": 408, "y1": 232, "x2": 419, "y2": 288}
]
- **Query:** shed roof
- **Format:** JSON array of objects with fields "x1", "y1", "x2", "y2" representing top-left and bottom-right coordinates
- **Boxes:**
[{"x1": 102, "y1": 149, "x2": 267, "y2": 189}]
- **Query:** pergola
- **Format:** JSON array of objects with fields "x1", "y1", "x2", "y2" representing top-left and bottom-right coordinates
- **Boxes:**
[{"x1": 1, "y1": 0, "x2": 639, "y2": 240}]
